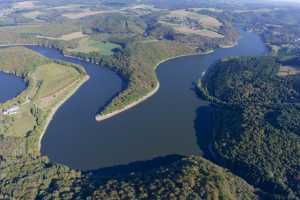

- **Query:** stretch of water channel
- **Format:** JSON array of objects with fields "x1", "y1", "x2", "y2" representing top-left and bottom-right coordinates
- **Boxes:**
[{"x1": 0, "y1": 30, "x2": 267, "y2": 170}]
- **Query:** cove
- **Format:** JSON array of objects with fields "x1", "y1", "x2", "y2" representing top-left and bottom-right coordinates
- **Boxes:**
[
  {"x1": 33, "y1": 30, "x2": 267, "y2": 170},
  {"x1": 0, "y1": 72, "x2": 26, "y2": 104}
]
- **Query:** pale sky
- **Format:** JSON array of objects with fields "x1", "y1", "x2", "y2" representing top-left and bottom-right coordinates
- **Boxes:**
[{"x1": 267, "y1": 0, "x2": 300, "y2": 2}]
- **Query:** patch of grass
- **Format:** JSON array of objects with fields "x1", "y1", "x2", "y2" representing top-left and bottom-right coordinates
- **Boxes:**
[
  {"x1": 88, "y1": 40, "x2": 121, "y2": 55},
  {"x1": 62, "y1": 10, "x2": 117, "y2": 19},
  {"x1": 0, "y1": 46, "x2": 50, "y2": 74},
  {"x1": 34, "y1": 63, "x2": 80, "y2": 98},
  {"x1": 0, "y1": 23, "x2": 80, "y2": 44},
  {"x1": 0, "y1": 47, "x2": 87, "y2": 154},
  {"x1": 159, "y1": 9, "x2": 224, "y2": 38},
  {"x1": 168, "y1": 10, "x2": 222, "y2": 29},
  {"x1": 67, "y1": 38, "x2": 120, "y2": 55},
  {"x1": 36, "y1": 31, "x2": 87, "y2": 41},
  {"x1": 9, "y1": 105, "x2": 35, "y2": 137}
]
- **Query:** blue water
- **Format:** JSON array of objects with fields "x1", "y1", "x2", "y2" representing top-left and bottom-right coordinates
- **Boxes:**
[
  {"x1": 0, "y1": 72, "x2": 26, "y2": 103},
  {"x1": 29, "y1": 30, "x2": 267, "y2": 170}
]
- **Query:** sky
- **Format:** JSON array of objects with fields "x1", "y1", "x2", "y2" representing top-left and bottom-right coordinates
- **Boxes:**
[{"x1": 266, "y1": 0, "x2": 300, "y2": 3}]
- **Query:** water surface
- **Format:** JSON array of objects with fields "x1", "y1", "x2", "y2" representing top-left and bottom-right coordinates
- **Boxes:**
[
  {"x1": 0, "y1": 72, "x2": 26, "y2": 103},
  {"x1": 33, "y1": 30, "x2": 267, "y2": 170}
]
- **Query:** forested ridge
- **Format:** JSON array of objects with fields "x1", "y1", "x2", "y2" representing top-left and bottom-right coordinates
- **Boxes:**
[
  {"x1": 198, "y1": 56, "x2": 300, "y2": 199},
  {"x1": 0, "y1": 155, "x2": 258, "y2": 200}
]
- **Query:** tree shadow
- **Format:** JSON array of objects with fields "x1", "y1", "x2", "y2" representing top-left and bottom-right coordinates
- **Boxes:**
[
  {"x1": 191, "y1": 84, "x2": 219, "y2": 162},
  {"x1": 87, "y1": 154, "x2": 183, "y2": 178},
  {"x1": 95, "y1": 82, "x2": 128, "y2": 115}
]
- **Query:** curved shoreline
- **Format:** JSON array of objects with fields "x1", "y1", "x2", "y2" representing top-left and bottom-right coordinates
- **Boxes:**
[
  {"x1": 0, "y1": 44, "x2": 38, "y2": 47},
  {"x1": 38, "y1": 75, "x2": 89, "y2": 152},
  {"x1": 1, "y1": 43, "x2": 237, "y2": 153},
  {"x1": 94, "y1": 49, "x2": 221, "y2": 123},
  {"x1": 95, "y1": 82, "x2": 160, "y2": 122},
  {"x1": 1, "y1": 43, "x2": 227, "y2": 125},
  {"x1": 0, "y1": 70, "x2": 28, "y2": 104},
  {"x1": 0, "y1": 44, "x2": 90, "y2": 154}
]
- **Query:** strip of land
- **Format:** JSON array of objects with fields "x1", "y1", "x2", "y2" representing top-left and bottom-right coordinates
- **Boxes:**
[
  {"x1": 0, "y1": 47, "x2": 88, "y2": 155},
  {"x1": 95, "y1": 43, "x2": 233, "y2": 122}
]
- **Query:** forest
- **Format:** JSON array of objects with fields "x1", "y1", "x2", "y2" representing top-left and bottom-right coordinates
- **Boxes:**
[{"x1": 198, "y1": 56, "x2": 300, "y2": 199}]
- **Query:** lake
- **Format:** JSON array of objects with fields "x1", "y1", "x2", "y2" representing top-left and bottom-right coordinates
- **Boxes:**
[
  {"x1": 27, "y1": 30, "x2": 267, "y2": 170},
  {"x1": 0, "y1": 72, "x2": 26, "y2": 104}
]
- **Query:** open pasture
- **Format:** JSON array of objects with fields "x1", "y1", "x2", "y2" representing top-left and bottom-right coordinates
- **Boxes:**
[
  {"x1": 62, "y1": 9, "x2": 120, "y2": 19},
  {"x1": 67, "y1": 38, "x2": 120, "y2": 55},
  {"x1": 167, "y1": 10, "x2": 222, "y2": 29}
]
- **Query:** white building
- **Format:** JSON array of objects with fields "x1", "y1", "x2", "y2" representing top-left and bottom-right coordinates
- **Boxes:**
[{"x1": 2, "y1": 105, "x2": 20, "y2": 115}]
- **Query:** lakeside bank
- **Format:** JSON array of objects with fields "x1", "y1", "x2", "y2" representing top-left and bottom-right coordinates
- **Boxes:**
[
  {"x1": 37, "y1": 75, "x2": 89, "y2": 152},
  {"x1": 94, "y1": 48, "x2": 228, "y2": 123}
]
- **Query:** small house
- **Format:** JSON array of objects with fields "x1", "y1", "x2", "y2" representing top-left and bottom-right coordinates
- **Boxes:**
[{"x1": 2, "y1": 105, "x2": 20, "y2": 115}]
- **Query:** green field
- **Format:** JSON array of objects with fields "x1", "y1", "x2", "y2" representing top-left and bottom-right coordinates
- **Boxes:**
[
  {"x1": 67, "y1": 38, "x2": 121, "y2": 55},
  {"x1": 0, "y1": 47, "x2": 87, "y2": 154},
  {"x1": 0, "y1": 23, "x2": 80, "y2": 44}
]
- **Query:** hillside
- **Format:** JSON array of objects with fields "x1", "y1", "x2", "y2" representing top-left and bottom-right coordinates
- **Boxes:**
[
  {"x1": 198, "y1": 56, "x2": 300, "y2": 199},
  {"x1": 0, "y1": 155, "x2": 258, "y2": 199}
]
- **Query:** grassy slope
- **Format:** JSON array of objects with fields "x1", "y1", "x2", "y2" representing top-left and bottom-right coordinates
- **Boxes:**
[
  {"x1": 66, "y1": 38, "x2": 121, "y2": 55},
  {"x1": 0, "y1": 23, "x2": 80, "y2": 45},
  {"x1": 0, "y1": 47, "x2": 88, "y2": 155}
]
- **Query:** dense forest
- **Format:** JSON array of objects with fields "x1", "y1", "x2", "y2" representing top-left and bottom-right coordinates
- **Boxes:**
[
  {"x1": 0, "y1": 155, "x2": 258, "y2": 199},
  {"x1": 198, "y1": 56, "x2": 300, "y2": 199}
]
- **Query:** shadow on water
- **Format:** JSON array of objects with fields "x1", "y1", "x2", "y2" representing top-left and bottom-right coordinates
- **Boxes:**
[
  {"x1": 96, "y1": 80, "x2": 128, "y2": 115},
  {"x1": 194, "y1": 106, "x2": 214, "y2": 157},
  {"x1": 192, "y1": 86, "x2": 216, "y2": 161},
  {"x1": 88, "y1": 154, "x2": 183, "y2": 178}
]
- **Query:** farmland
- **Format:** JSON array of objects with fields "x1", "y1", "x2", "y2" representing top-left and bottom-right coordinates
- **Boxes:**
[
  {"x1": 66, "y1": 38, "x2": 121, "y2": 55},
  {"x1": 159, "y1": 9, "x2": 224, "y2": 38},
  {"x1": 0, "y1": 47, "x2": 88, "y2": 155},
  {"x1": 62, "y1": 10, "x2": 120, "y2": 19},
  {"x1": 37, "y1": 31, "x2": 87, "y2": 41},
  {"x1": 0, "y1": 23, "x2": 81, "y2": 44}
]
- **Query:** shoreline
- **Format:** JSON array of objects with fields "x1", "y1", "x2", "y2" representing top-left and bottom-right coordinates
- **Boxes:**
[
  {"x1": 0, "y1": 44, "x2": 38, "y2": 47},
  {"x1": 1, "y1": 42, "x2": 238, "y2": 150},
  {"x1": 94, "y1": 49, "x2": 219, "y2": 123},
  {"x1": 37, "y1": 75, "x2": 89, "y2": 152},
  {"x1": 95, "y1": 82, "x2": 160, "y2": 122}
]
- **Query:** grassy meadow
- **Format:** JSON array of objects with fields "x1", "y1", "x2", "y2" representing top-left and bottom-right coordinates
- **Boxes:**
[
  {"x1": 66, "y1": 38, "x2": 121, "y2": 55},
  {"x1": 159, "y1": 9, "x2": 224, "y2": 38},
  {"x1": 0, "y1": 23, "x2": 80, "y2": 44},
  {"x1": 0, "y1": 47, "x2": 88, "y2": 155}
]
